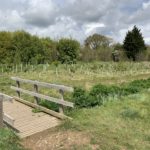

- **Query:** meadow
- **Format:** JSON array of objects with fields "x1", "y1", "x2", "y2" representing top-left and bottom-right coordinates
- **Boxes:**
[{"x1": 0, "y1": 62, "x2": 150, "y2": 150}]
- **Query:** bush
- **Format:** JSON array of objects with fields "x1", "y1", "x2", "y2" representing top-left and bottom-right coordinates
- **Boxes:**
[
  {"x1": 39, "y1": 100, "x2": 59, "y2": 112},
  {"x1": 72, "y1": 78, "x2": 150, "y2": 108},
  {"x1": 57, "y1": 38, "x2": 80, "y2": 64},
  {"x1": 72, "y1": 87, "x2": 89, "y2": 108},
  {"x1": 121, "y1": 86, "x2": 140, "y2": 96},
  {"x1": 0, "y1": 128, "x2": 24, "y2": 150},
  {"x1": 89, "y1": 84, "x2": 111, "y2": 106},
  {"x1": 79, "y1": 47, "x2": 113, "y2": 62}
]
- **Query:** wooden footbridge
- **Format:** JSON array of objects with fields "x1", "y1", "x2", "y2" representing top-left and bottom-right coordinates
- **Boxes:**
[{"x1": 0, "y1": 77, "x2": 74, "y2": 138}]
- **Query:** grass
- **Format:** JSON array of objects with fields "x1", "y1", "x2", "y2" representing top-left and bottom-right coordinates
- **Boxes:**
[
  {"x1": 0, "y1": 62, "x2": 150, "y2": 149},
  {"x1": 0, "y1": 128, "x2": 24, "y2": 150},
  {"x1": 1, "y1": 62, "x2": 150, "y2": 94},
  {"x1": 62, "y1": 91, "x2": 150, "y2": 150}
]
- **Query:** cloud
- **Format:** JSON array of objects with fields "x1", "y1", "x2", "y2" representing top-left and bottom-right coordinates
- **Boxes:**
[
  {"x1": 23, "y1": 0, "x2": 59, "y2": 27},
  {"x1": 0, "y1": 0, "x2": 150, "y2": 44},
  {"x1": 0, "y1": 9, "x2": 24, "y2": 30},
  {"x1": 84, "y1": 23, "x2": 105, "y2": 34}
]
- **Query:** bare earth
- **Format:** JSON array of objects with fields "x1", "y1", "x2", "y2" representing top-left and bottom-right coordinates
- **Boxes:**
[{"x1": 22, "y1": 128, "x2": 99, "y2": 150}]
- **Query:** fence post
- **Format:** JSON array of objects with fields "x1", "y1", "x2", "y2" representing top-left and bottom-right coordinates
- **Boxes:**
[
  {"x1": 16, "y1": 81, "x2": 21, "y2": 98},
  {"x1": 0, "y1": 95, "x2": 3, "y2": 128},
  {"x1": 59, "y1": 89, "x2": 64, "y2": 114},
  {"x1": 34, "y1": 84, "x2": 39, "y2": 104}
]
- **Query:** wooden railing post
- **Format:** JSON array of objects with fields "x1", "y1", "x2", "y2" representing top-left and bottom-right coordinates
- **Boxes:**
[
  {"x1": 34, "y1": 84, "x2": 39, "y2": 104},
  {"x1": 16, "y1": 81, "x2": 21, "y2": 98},
  {"x1": 59, "y1": 89, "x2": 64, "y2": 114},
  {"x1": 0, "y1": 95, "x2": 3, "y2": 128},
  {"x1": 11, "y1": 77, "x2": 74, "y2": 118}
]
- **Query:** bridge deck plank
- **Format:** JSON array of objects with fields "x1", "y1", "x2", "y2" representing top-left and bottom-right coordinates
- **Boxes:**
[{"x1": 3, "y1": 100, "x2": 61, "y2": 138}]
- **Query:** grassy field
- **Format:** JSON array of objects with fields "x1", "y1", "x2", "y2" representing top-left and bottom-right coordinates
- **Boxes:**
[
  {"x1": 61, "y1": 91, "x2": 150, "y2": 150},
  {"x1": 0, "y1": 62, "x2": 150, "y2": 150},
  {"x1": 1, "y1": 62, "x2": 150, "y2": 93}
]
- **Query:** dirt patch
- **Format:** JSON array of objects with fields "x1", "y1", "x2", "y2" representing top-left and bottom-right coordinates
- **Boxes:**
[{"x1": 22, "y1": 129, "x2": 98, "y2": 150}]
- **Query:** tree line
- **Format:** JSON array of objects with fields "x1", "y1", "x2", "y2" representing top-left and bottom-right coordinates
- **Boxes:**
[{"x1": 0, "y1": 26, "x2": 149, "y2": 65}]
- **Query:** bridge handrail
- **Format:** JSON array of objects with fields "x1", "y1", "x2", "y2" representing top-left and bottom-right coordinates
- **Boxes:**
[
  {"x1": 11, "y1": 77, "x2": 73, "y2": 92},
  {"x1": 11, "y1": 86, "x2": 73, "y2": 107},
  {"x1": 11, "y1": 77, "x2": 74, "y2": 118}
]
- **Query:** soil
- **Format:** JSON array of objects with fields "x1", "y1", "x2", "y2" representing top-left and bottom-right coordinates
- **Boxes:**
[{"x1": 22, "y1": 128, "x2": 99, "y2": 150}]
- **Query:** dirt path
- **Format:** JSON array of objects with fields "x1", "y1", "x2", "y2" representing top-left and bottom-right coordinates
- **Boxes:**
[{"x1": 22, "y1": 128, "x2": 99, "y2": 150}]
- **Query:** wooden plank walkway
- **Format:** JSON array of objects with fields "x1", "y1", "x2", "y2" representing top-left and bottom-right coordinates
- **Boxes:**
[{"x1": 3, "y1": 99, "x2": 61, "y2": 138}]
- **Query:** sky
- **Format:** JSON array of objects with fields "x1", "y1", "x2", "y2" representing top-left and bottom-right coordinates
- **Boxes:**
[{"x1": 0, "y1": 0, "x2": 150, "y2": 44}]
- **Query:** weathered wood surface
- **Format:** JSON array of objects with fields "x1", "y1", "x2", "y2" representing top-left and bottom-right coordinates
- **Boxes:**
[
  {"x1": 0, "y1": 93, "x2": 13, "y2": 101},
  {"x1": 0, "y1": 94, "x2": 14, "y2": 128},
  {"x1": 11, "y1": 77, "x2": 74, "y2": 115},
  {"x1": 3, "y1": 113, "x2": 15, "y2": 126},
  {"x1": 11, "y1": 77, "x2": 74, "y2": 92},
  {"x1": 11, "y1": 86, "x2": 74, "y2": 107},
  {"x1": 14, "y1": 96, "x2": 72, "y2": 120},
  {"x1": 3, "y1": 99, "x2": 61, "y2": 138}
]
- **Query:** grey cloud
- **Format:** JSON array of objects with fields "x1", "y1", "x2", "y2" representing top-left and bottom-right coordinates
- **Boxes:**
[
  {"x1": 0, "y1": 0, "x2": 150, "y2": 44},
  {"x1": 23, "y1": 13, "x2": 56, "y2": 27},
  {"x1": 22, "y1": 0, "x2": 59, "y2": 27}
]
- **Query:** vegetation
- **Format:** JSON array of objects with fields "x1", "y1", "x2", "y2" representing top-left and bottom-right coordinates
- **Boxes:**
[
  {"x1": 0, "y1": 26, "x2": 149, "y2": 65},
  {"x1": 123, "y1": 26, "x2": 147, "y2": 61},
  {"x1": 73, "y1": 78, "x2": 150, "y2": 108},
  {"x1": 0, "y1": 24, "x2": 150, "y2": 149},
  {"x1": 0, "y1": 128, "x2": 24, "y2": 150},
  {"x1": 57, "y1": 38, "x2": 80, "y2": 64},
  {"x1": 84, "y1": 33, "x2": 113, "y2": 49},
  {"x1": 0, "y1": 62, "x2": 150, "y2": 149},
  {"x1": 62, "y1": 90, "x2": 150, "y2": 150}
]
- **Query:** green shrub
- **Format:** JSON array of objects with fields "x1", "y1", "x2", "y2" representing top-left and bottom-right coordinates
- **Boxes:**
[
  {"x1": 72, "y1": 78, "x2": 150, "y2": 108},
  {"x1": 121, "y1": 86, "x2": 140, "y2": 96},
  {"x1": 0, "y1": 128, "x2": 24, "y2": 150},
  {"x1": 89, "y1": 84, "x2": 110, "y2": 106},
  {"x1": 39, "y1": 100, "x2": 59, "y2": 112},
  {"x1": 57, "y1": 38, "x2": 80, "y2": 64},
  {"x1": 129, "y1": 78, "x2": 150, "y2": 89},
  {"x1": 72, "y1": 87, "x2": 89, "y2": 108}
]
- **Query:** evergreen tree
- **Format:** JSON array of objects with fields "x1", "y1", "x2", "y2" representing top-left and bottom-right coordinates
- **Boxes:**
[{"x1": 123, "y1": 26, "x2": 146, "y2": 61}]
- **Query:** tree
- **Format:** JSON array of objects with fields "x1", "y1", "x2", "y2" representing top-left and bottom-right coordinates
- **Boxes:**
[
  {"x1": 0, "y1": 31, "x2": 13, "y2": 64},
  {"x1": 57, "y1": 38, "x2": 80, "y2": 64},
  {"x1": 123, "y1": 26, "x2": 146, "y2": 61},
  {"x1": 112, "y1": 43, "x2": 123, "y2": 50},
  {"x1": 12, "y1": 31, "x2": 45, "y2": 64},
  {"x1": 84, "y1": 33, "x2": 113, "y2": 50},
  {"x1": 41, "y1": 37, "x2": 57, "y2": 63}
]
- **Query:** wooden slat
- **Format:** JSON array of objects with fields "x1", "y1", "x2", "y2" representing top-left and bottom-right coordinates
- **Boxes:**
[
  {"x1": 13, "y1": 96, "x2": 72, "y2": 120},
  {"x1": 3, "y1": 113, "x2": 15, "y2": 126},
  {"x1": 0, "y1": 93, "x2": 13, "y2": 101},
  {"x1": 11, "y1": 77, "x2": 74, "y2": 92},
  {"x1": 11, "y1": 86, "x2": 74, "y2": 107},
  {"x1": 3, "y1": 100, "x2": 61, "y2": 137}
]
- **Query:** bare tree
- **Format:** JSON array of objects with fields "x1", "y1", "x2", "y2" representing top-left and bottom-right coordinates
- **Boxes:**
[{"x1": 84, "y1": 33, "x2": 113, "y2": 50}]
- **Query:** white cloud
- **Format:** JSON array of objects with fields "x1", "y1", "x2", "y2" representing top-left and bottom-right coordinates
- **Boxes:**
[
  {"x1": 0, "y1": 10, "x2": 24, "y2": 30},
  {"x1": 85, "y1": 23, "x2": 105, "y2": 34},
  {"x1": 0, "y1": 0, "x2": 150, "y2": 44},
  {"x1": 142, "y1": 1, "x2": 150, "y2": 9}
]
